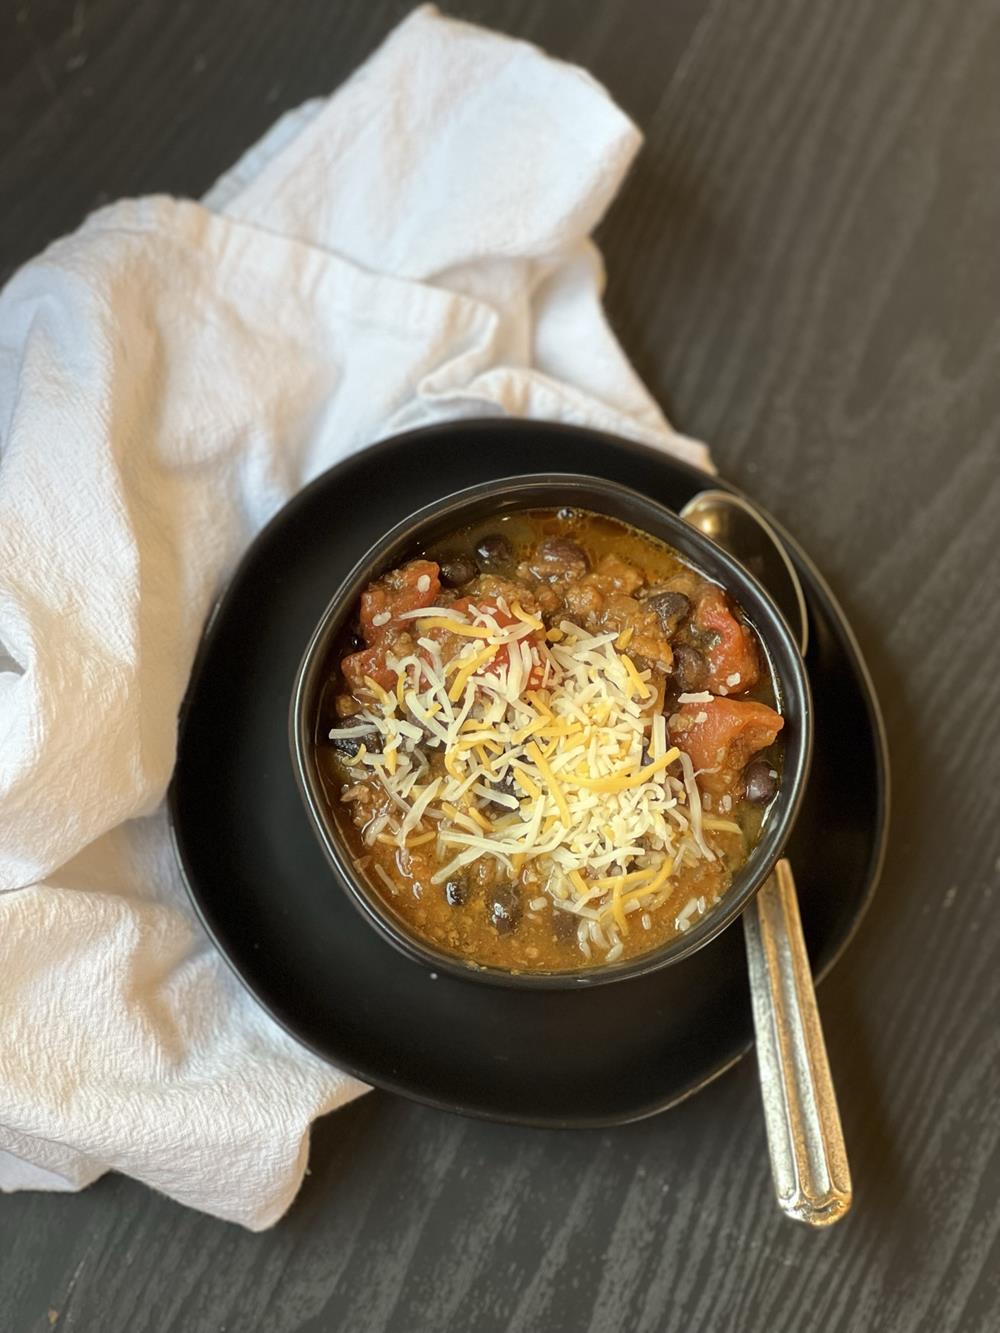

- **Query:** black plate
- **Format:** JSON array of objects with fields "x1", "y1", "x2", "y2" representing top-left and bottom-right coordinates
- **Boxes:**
[{"x1": 169, "y1": 420, "x2": 889, "y2": 1126}]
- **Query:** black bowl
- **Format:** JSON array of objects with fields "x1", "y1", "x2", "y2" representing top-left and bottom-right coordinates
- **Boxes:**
[{"x1": 290, "y1": 473, "x2": 812, "y2": 988}]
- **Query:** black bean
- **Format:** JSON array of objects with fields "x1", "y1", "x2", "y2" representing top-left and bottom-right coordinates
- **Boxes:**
[
  {"x1": 439, "y1": 556, "x2": 477, "y2": 588},
  {"x1": 329, "y1": 732, "x2": 379, "y2": 757},
  {"x1": 644, "y1": 590, "x2": 691, "y2": 634},
  {"x1": 444, "y1": 876, "x2": 469, "y2": 907},
  {"x1": 672, "y1": 644, "x2": 708, "y2": 693},
  {"x1": 744, "y1": 758, "x2": 778, "y2": 805},
  {"x1": 487, "y1": 881, "x2": 522, "y2": 934},
  {"x1": 491, "y1": 767, "x2": 518, "y2": 797},
  {"x1": 534, "y1": 537, "x2": 589, "y2": 577},
  {"x1": 552, "y1": 908, "x2": 578, "y2": 942},
  {"x1": 475, "y1": 534, "x2": 513, "y2": 568}
]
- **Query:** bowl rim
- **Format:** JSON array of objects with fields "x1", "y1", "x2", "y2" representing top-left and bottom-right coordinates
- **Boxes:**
[{"x1": 289, "y1": 471, "x2": 813, "y2": 989}]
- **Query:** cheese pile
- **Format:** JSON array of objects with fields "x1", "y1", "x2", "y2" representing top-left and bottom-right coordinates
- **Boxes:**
[{"x1": 330, "y1": 595, "x2": 741, "y2": 960}]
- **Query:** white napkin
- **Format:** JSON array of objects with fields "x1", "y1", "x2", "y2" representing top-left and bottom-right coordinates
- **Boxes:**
[{"x1": 0, "y1": 5, "x2": 709, "y2": 1229}]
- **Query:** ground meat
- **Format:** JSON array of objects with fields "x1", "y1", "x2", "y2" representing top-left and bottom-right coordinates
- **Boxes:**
[
  {"x1": 341, "y1": 782, "x2": 385, "y2": 828},
  {"x1": 549, "y1": 581, "x2": 675, "y2": 669},
  {"x1": 626, "y1": 624, "x2": 674, "y2": 670},
  {"x1": 589, "y1": 554, "x2": 645, "y2": 595},
  {"x1": 562, "y1": 582, "x2": 604, "y2": 620},
  {"x1": 535, "y1": 586, "x2": 562, "y2": 616},
  {"x1": 468, "y1": 575, "x2": 543, "y2": 616}
]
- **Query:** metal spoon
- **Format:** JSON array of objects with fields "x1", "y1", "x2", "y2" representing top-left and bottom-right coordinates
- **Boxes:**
[{"x1": 681, "y1": 489, "x2": 852, "y2": 1226}]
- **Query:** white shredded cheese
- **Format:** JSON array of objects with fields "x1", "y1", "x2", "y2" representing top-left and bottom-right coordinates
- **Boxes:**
[{"x1": 397, "y1": 605, "x2": 466, "y2": 621}]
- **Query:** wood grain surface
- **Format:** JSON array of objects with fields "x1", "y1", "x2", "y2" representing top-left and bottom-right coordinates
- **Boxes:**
[{"x1": 2, "y1": 1, "x2": 999, "y2": 1330}]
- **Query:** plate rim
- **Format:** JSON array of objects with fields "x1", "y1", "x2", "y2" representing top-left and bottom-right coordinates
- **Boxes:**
[{"x1": 168, "y1": 418, "x2": 891, "y2": 1126}]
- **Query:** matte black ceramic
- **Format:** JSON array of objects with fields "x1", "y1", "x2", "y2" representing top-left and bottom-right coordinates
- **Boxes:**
[
  {"x1": 290, "y1": 474, "x2": 812, "y2": 988},
  {"x1": 169, "y1": 419, "x2": 888, "y2": 1125}
]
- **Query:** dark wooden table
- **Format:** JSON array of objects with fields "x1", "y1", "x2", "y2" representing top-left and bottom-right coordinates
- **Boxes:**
[{"x1": 3, "y1": 2, "x2": 999, "y2": 1330}]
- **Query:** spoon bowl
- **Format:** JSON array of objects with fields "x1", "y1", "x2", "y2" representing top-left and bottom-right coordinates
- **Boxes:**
[
  {"x1": 681, "y1": 490, "x2": 808, "y2": 655},
  {"x1": 681, "y1": 486, "x2": 851, "y2": 1227}
]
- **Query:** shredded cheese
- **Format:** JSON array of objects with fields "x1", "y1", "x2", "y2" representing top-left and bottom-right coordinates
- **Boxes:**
[
  {"x1": 511, "y1": 601, "x2": 544, "y2": 631},
  {"x1": 567, "y1": 747, "x2": 680, "y2": 793},
  {"x1": 417, "y1": 617, "x2": 495, "y2": 638},
  {"x1": 620, "y1": 653, "x2": 651, "y2": 700},
  {"x1": 525, "y1": 741, "x2": 571, "y2": 828},
  {"x1": 447, "y1": 644, "x2": 499, "y2": 701},
  {"x1": 331, "y1": 606, "x2": 738, "y2": 958}
]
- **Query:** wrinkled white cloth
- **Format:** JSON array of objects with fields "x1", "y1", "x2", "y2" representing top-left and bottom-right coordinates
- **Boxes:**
[{"x1": 0, "y1": 5, "x2": 709, "y2": 1229}]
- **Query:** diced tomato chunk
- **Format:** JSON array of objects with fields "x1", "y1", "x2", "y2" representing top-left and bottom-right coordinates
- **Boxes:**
[
  {"x1": 341, "y1": 644, "x2": 397, "y2": 692},
  {"x1": 693, "y1": 588, "x2": 760, "y2": 694},
  {"x1": 343, "y1": 560, "x2": 441, "y2": 692},
  {"x1": 672, "y1": 697, "x2": 783, "y2": 796},
  {"x1": 358, "y1": 559, "x2": 440, "y2": 639},
  {"x1": 448, "y1": 598, "x2": 546, "y2": 689},
  {"x1": 448, "y1": 595, "x2": 486, "y2": 620}
]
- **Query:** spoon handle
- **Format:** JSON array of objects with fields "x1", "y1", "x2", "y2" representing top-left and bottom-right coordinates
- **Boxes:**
[{"x1": 743, "y1": 859, "x2": 852, "y2": 1225}]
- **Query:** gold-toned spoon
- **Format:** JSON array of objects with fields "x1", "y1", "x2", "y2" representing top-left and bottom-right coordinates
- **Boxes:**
[{"x1": 681, "y1": 490, "x2": 851, "y2": 1226}]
